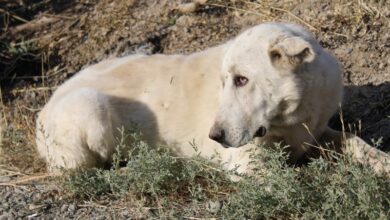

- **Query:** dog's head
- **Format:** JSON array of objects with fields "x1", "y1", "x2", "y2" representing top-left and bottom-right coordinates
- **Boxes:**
[{"x1": 209, "y1": 23, "x2": 317, "y2": 148}]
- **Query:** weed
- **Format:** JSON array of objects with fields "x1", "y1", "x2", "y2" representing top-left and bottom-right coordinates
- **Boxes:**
[
  {"x1": 61, "y1": 129, "x2": 232, "y2": 211},
  {"x1": 222, "y1": 146, "x2": 390, "y2": 219},
  {"x1": 61, "y1": 130, "x2": 390, "y2": 219}
]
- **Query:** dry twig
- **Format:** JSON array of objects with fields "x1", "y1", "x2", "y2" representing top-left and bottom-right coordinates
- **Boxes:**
[{"x1": 0, "y1": 172, "x2": 61, "y2": 186}]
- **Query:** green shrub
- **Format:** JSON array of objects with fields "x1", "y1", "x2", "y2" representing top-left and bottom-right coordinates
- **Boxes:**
[
  {"x1": 62, "y1": 132, "x2": 390, "y2": 219},
  {"x1": 222, "y1": 146, "x2": 390, "y2": 219},
  {"x1": 62, "y1": 130, "x2": 232, "y2": 201}
]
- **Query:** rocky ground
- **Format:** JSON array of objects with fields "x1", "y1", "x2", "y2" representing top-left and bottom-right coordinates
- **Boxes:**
[
  {"x1": 0, "y1": 0, "x2": 389, "y2": 218},
  {"x1": 0, "y1": 184, "x2": 149, "y2": 219}
]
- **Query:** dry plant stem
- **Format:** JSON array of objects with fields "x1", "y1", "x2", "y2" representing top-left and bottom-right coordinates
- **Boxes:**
[
  {"x1": 358, "y1": 0, "x2": 390, "y2": 25},
  {"x1": 41, "y1": 53, "x2": 48, "y2": 103},
  {"x1": 11, "y1": 87, "x2": 57, "y2": 94},
  {"x1": 302, "y1": 123, "x2": 328, "y2": 158},
  {"x1": 16, "y1": 103, "x2": 31, "y2": 131},
  {"x1": 211, "y1": 1, "x2": 347, "y2": 37},
  {"x1": 172, "y1": 157, "x2": 225, "y2": 173},
  {"x1": 0, "y1": 87, "x2": 7, "y2": 127},
  {"x1": 207, "y1": 3, "x2": 267, "y2": 18},
  {"x1": 209, "y1": 2, "x2": 318, "y2": 30},
  {"x1": 304, "y1": 143, "x2": 343, "y2": 161},
  {"x1": 9, "y1": 16, "x2": 58, "y2": 35},
  {"x1": 0, "y1": 172, "x2": 61, "y2": 186},
  {"x1": 78, "y1": 203, "x2": 108, "y2": 209},
  {"x1": 0, "y1": 8, "x2": 29, "y2": 23},
  {"x1": 20, "y1": 105, "x2": 41, "y2": 112},
  {"x1": 0, "y1": 166, "x2": 26, "y2": 176},
  {"x1": 270, "y1": 6, "x2": 346, "y2": 37},
  {"x1": 41, "y1": 13, "x2": 76, "y2": 20},
  {"x1": 304, "y1": 117, "x2": 390, "y2": 178}
]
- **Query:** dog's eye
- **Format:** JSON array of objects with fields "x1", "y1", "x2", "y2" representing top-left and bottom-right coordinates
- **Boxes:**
[{"x1": 233, "y1": 75, "x2": 248, "y2": 87}]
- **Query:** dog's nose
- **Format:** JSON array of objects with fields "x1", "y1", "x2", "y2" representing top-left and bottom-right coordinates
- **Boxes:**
[
  {"x1": 254, "y1": 126, "x2": 267, "y2": 138},
  {"x1": 209, "y1": 126, "x2": 225, "y2": 144}
]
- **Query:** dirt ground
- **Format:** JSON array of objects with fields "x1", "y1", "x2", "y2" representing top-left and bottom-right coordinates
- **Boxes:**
[{"x1": 0, "y1": 0, "x2": 389, "y2": 217}]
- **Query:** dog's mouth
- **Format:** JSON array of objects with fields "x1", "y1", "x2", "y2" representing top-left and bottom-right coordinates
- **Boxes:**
[
  {"x1": 216, "y1": 126, "x2": 267, "y2": 149},
  {"x1": 220, "y1": 141, "x2": 233, "y2": 148},
  {"x1": 253, "y1": 126, "x2": 267, "y2": 138}
]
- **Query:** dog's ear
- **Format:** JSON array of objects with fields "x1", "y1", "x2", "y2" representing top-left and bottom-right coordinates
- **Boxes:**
[{"x1": 269, "y1": 36, "x2": 315, "y2": 69}]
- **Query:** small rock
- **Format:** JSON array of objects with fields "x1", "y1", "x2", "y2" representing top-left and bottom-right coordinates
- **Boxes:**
[
  {"x1": 17, "y1": 209, "x2": 29, "y2": 217},
  {"x1": 0, "y1": 213, "x2": 11, "y2": 220},
  {"x1": 60, "y1": 204, "x2": 68, "y2": 213},
  {"x1": 28, "y1": 204, "x2": 46, "y2": 210},
  {"x1": 120, "y1": 210, "x2": 129, "y2": 217},
  {"x1": 32, "y1": 193, "x2": 42, "y2": 202},
  {"x1": 195, "y1": 0, "x2": 207, "y2": 4},
  {"x1": 207, "y1": 200, "x2": 222, "y2": 214},
  {"x1": 2, "y1": 203, "x2": 9, "y2": 210},
  {"x1": 26, "y1": 213, "x2": 39, "y2": 219},
  {"x1": 178, "y1": 2, "x2": 199, "y2": 14},
  {"x1": 0, "y1": 176, "x2": 11, "y2": 183},
  {"x1": 95, "y1": 216, "x2": 106, "y2": 220},
  {"x1": 175, "y1": 15, "x2": 194, "y2": 27},
  {"x1": 68, "y1": 204, "x2": 76, "y2": 213},
  {"x1": 29, "y1": 91, "x2": 36, "y2": 99},
  {"x1": 177, "y1": 0, "x2": 207, "y2": 14},
  {"x1": 3, "y1": 190, "x2": 12, "y2": 200},
  {"x1": 14, "y1": 188, "x2": 23, "y2": 194}
]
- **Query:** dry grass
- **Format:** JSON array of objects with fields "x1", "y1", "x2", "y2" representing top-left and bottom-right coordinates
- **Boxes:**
[{"x1": 209, "y1": 0, "x2": 390, "y2": 34}]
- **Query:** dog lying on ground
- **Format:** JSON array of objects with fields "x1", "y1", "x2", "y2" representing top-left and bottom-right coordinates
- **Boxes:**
[{"x1": 36, "y1": 22, "x2": 389, "y2": 175}]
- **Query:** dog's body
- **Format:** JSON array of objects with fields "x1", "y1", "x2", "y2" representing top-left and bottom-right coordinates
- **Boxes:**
[{"x1": 36, "y1": 23, "x2": 343, "y2": 172}]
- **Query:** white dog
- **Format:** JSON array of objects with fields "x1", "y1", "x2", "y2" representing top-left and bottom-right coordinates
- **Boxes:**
[{"x1": 36, "y1": 22, "x2": 344, "y2": 172}]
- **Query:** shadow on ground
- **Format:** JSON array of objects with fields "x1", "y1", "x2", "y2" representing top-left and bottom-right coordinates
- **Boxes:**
[{"x1": 329, "y1": 82, "x2": 390, "y2": 152}]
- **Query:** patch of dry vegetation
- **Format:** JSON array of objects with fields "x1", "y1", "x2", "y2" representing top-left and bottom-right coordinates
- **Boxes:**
[{"x1": 61, "y1": 131, "x2": 390, "y2": 219}]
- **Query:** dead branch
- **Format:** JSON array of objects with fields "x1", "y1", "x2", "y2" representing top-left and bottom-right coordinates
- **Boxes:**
[{"x1": 9, "y1": 16, "x2": 59, "y2": 36}]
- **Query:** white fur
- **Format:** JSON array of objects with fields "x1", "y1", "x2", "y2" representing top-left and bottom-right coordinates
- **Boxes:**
[{"x1": 36, "y1": 23, "x2": 343, "y2": 172}]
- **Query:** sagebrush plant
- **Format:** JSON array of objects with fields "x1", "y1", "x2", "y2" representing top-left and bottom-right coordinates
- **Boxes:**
[
  {"x1": 62, "y1": 130, "x2": 390, "y2": 219},
  {"x1": 222, "y1": 145, "x2": 390, "y2": 219},
  {"x1": 61, "y1": 128, "x2": 233, "y2": 209}
]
